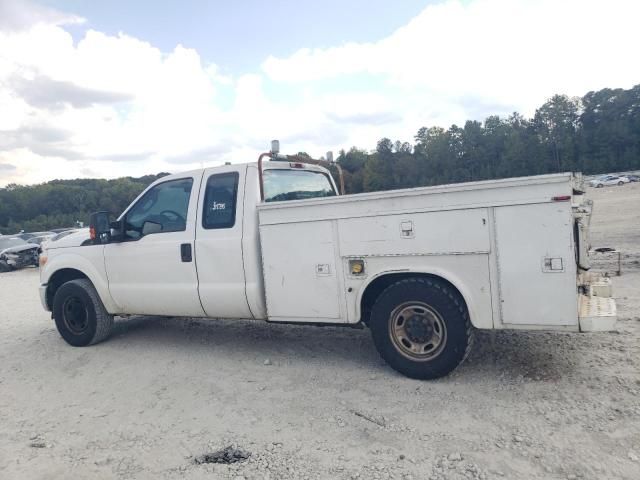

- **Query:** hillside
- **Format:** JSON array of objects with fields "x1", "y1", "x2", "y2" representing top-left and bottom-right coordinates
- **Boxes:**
[{"x1": 0, "y1": 174, "x2": 169, "y2": 234}]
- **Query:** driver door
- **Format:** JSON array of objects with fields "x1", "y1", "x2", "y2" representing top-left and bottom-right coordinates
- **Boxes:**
[{"x1": 104, "y1": 173, "x2": 206, "y2": 317}]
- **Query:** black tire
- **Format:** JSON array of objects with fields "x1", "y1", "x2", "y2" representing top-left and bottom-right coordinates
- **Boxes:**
[
  {"x1": 618, "y1": 181, "x2": 624, "y2": 186},
  {"x1": 596, "y1": 183, "x2": 603, "y2": 188},
  {"x1": 369, "y1": 277, "x2": 473, "y2": 380},
  {"x1": 0, "y1": 260, "x2": 12, "y2": 273},
  {"x1": 53, "y1": 278, "x2": 114, "y2": 346}
]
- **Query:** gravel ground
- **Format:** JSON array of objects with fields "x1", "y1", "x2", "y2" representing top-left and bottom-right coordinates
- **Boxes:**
[{"x1": 1, "y1": 183, "x2": 639, "y2": 480}]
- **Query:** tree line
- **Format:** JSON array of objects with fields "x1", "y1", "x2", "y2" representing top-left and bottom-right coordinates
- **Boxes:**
[
  {"x1": 337, "y1": 85, "x2": 640, "y2": 193},
  {"x1": 1, "y1": 84, "x2": 639, "y2": 233}
]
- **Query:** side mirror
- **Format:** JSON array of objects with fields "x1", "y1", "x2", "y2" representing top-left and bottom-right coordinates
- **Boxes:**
[
  {"x1": 89, "y1": 211, "x2": 111, "y2": 244},
  {"x1": 110, "y1": 219, "x2": 125, "y2": 241}
]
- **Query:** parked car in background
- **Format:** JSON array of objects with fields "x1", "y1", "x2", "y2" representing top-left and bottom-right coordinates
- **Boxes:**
[
  {"x1": 15, "y1": 231, "x2": 54, "y2": 241},
  {"x1": 0, "y1": 237, "x2": 40, "y2": 272},
  {"x1": 589, "y1": 175, "x2": 630, "y2": 188},
  {"x1": 626, "y1": 174, "x2": 640, "y2": 182},
  {"x1": 27, "y1": 233, "x2": 56, "y2": 246},
  {"x1": 15, "y1": 232, "x2": 36, "y2": 241},
  {"x1": 50, "y1": 229, "x2": 78, "y2": 242},
  {"x1": 0, "y1": 237, "x2": 28, "y2": 252}
]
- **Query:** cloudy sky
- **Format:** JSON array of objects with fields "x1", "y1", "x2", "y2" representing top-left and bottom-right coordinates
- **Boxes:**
[{"x1": 0, "y1": 0, "x2": 639, "y2": 186}]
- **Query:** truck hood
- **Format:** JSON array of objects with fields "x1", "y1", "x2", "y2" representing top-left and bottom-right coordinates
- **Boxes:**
[{"x1": 45, "y1": 228, "x2": 90, "y2": 249}]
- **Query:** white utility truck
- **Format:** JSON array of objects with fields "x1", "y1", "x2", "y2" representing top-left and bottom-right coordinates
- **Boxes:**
[{"x1": 39, "y1": 144, "x2": 617, "y2": 379}]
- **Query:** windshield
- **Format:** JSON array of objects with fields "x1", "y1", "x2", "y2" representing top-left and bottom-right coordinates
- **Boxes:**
[{"x1": 263, "y1": 169, "x2": 336, "y2": 202}]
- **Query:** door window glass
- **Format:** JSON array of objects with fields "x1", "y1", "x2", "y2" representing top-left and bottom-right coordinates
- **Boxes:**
[
  {"x1": 124, "y1": 178, "x2": 193, "y2": 239},
  {"x1": 203, "y1": 172, "x2": 239, "y2": 229}
]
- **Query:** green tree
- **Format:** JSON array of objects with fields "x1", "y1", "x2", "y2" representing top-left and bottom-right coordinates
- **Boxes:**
[
  {"x1": 363, "y1": 138, "x2": 395, "y2": 191},
  {"x1": 534, "y1": 94, "x2": 580, "y2": 172}
]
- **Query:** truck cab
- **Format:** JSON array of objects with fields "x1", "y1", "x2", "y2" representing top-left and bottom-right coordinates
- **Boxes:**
[{"x1": 40, "y1": 157, "x2": 339, "y2": 318}]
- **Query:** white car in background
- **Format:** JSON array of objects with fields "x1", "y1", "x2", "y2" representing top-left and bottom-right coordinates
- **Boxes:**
[
  {"x1": 589, "y1": 175, "x2": 630, "y2": 188},
  {"x1": 0, "y1": 237, "x2": 40, "y2": 272}
]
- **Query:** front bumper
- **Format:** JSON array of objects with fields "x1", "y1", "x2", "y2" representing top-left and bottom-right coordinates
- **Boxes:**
[{"x1": 39, "y1": 284, "x2": 50, "y2": 312}]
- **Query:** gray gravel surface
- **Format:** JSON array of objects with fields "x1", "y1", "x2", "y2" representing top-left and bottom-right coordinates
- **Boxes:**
[{"x1": 0, "y1": 183, "x2": 639, "y2": 479}]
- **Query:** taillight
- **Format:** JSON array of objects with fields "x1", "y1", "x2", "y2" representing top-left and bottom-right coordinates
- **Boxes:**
[{"x1": 552, "y1": 195, "x2": 571, "y2": 202}]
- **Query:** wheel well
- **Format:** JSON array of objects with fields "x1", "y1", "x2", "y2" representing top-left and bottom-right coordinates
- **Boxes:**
[
  {"x1": 46, "y1": 268, "x2": 89, "y2": 310},
  {"x1": 360, "y1": 273, "x2": 466, "y2": 325}
]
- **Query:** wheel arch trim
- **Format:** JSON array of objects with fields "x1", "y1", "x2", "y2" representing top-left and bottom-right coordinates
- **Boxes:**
[
  {"x1": 355, "y1": 268, "x2": 484, "y2": 329},
  {"x1": 42, "y1": 252, "x2": 118, "y2": 313}
]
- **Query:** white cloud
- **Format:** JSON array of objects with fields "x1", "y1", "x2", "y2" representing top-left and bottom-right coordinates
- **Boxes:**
[
  {"x1": 264, "y1": 0, "x2": 640, "y2": 115},
  {"x1": 1, "y1": 0, "x2": 640, "y2": 186},
  {"x1": 0, "y1": 10, "x2": 231, "y2": 184},
  {"x1": 0, "y1": 0, "x2": 83, "y2": 32}
]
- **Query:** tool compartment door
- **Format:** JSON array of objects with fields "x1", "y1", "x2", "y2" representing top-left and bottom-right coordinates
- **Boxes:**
[
  {"x1": 494, "y1": 202, "x2": 578, "y2": 326},
  {"x1": 259, "y1": 220, "x2": 345, "y2": 321}
]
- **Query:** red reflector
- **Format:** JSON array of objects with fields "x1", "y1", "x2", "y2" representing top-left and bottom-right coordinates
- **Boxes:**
[
  {"x1": 289, "y1": 162, "x2": 304, "y2": 168},
  {"x1": 552, "y1": 195, "x2": 571, "y2": 202},
  {"x1": 89, "y1": 226, "x2": 96, "y2": 240}
]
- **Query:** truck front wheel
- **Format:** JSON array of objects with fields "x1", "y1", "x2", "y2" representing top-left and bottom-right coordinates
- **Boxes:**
[
  {"x1": 53, "y1": 278, "x2": 114, "y2": 347},
  {"x1": 369, "y1": 277, "x2": 473, "y2": 379}
]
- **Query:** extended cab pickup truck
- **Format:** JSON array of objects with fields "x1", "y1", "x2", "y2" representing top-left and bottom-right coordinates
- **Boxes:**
[{"x1": 39, "y1": 148, "x2": 617, "y2": 379}]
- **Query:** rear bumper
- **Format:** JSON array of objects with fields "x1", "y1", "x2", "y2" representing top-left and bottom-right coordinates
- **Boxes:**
[
  {"x1": 579, "y1": 295, "x2": 617, "y2": 332},
  {"x1": 39, "y1": 284, "x2": 50, "y2": 312},
  {"x1": 578, "y1": 273, "x2": 617, "y2": 332}
]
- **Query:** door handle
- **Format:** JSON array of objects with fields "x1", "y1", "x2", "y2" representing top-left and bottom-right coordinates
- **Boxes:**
[{"x1": 180, "y1": 243, "x2": 192, "y2": 262}]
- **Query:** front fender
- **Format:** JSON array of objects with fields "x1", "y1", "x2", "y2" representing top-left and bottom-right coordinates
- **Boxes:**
[{"x1": 41, "y1": 246, "x2": 119, "y2": 314}]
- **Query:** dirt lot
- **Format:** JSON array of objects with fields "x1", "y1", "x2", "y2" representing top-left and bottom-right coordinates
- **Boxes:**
[{"x1": 1, "y1": 183, "x2": 639, "y2": 480}]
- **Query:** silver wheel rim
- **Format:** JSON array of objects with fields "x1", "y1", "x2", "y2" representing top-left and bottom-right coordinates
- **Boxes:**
[{"x1": 389, "y1": 301, "x2": 447, "y2": 361}]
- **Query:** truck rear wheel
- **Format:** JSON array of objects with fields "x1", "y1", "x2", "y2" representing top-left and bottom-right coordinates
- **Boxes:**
[
  {"x1": 53, "y1": 278, "x2": 114, "y2": 346},
  {"x1": 369, "y1": 277, "x2": 473, "y2": 379}
]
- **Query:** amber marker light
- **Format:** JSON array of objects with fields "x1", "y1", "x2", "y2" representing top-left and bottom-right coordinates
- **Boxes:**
[{"x1": 349, "y1": 259, "x2": 365, "y2": 275}]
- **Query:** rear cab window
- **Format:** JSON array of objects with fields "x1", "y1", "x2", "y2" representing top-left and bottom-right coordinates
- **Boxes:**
[
  {"x1": 263, "y1": 169, "x2": 336, "y2": 202},
  {"x1": 203, "y1": 172, "x2": 239, "y2": 229}
]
